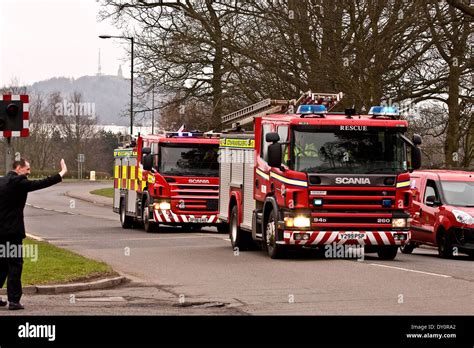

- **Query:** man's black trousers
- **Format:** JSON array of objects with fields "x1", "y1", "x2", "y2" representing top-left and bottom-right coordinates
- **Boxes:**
[{"x1": 0, "y1": 239, "x2": 23, "y2": 303}]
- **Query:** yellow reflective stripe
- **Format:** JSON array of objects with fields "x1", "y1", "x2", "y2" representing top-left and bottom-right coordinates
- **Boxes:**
[
  {"x1": 270, "y1": 172, "x2": 308, "y2": 187},
  {"x1": 114, "y1": 166, "x2": 119, "y2": 179},
  {"x1": 220, "y1": 138, "x2": 255, "y2": 148},
  {"x1": 138, "y1": 168, "x2": 143, "y2": 181},
  {"x1": 142, "y1": 180, "x2": 146, "y2": 190},
  {"x1": 130, "y1": 166, "x2": 136, "y2": 180},
  {"x1": 256, "y1": 168, "x2": 269, "y2": 180},
  {"x1": 396, "y1": 181, "x2": 410, "y2": 188},
  {"x1": 122, "y1": 166, "x2": 128, "y2": 179},
  {"x1": 147, "y1": 173, "x2": 155, "y2": 184}
]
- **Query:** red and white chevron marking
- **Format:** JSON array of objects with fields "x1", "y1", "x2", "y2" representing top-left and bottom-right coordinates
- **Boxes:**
[
  {"x1": 282, "y1": 231, "x2": 409, "y2": 246},
  {"x1": 153, "y1": 210, "x2": 217, "y2": 224}
]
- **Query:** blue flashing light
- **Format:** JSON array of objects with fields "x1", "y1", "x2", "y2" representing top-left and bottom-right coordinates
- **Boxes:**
[
  {"x1": 314, "y1": 198, "x2": 324, "y2": 206},
  {"x1": 297, "y1": 104, "x2": 327, "y2": 114},
  {"x1": 369, "y1": 106, "x2": 399, "y2": 116},
  {"x1": 382, "y1": 199, "x2": 392, "y2": 207}
]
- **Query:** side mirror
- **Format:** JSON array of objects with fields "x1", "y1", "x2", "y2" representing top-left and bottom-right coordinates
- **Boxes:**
[
  {"x1": 425, "y1": 195, "x2": 441, "y2": 207},
  {"x1": 268, "y1": 143, "x2": 282, "y2": 168},
  {"x1": 412, "y1": 134, "x2": 422, "y2": 146},
  {"x1": 266, "y1": 132, "x2": 280, "y2": 143},
  {"x1": 143, "y1": 154, "x2": 153, "y2": 171},
  {"x1": 142, "y1": 147, "x2": 151, "y2": 155},
  {"x1": 411, "y1": 147, "x2": 422, "y2": 170}
]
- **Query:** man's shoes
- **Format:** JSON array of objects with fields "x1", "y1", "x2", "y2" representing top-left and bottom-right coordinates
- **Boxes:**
[
  {"x1": 8, "y1": 302, "x2": 24, "y2": 310},
  {"x1": 0, "y1": 298, "x2": 7, "y2": 307}
]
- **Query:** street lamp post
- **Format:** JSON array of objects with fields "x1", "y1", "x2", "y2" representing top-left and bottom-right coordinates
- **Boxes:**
[{"x1": 99, "y1": 35, "x2": 134, "y2": 136}]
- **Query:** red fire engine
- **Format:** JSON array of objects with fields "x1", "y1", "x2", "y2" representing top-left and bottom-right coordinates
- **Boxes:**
[
  {"x1": 113, "y1": 131, "x2": 225, "y2": 233},
  {"x1": 218, "y1": 92, "x2": 422, "y2": 259}
]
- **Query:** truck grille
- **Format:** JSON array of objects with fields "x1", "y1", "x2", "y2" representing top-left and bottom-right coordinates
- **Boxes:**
[
  {"x1": 310, "y1": 186, "x2": 396, "y2": 209},
  {"x1": 309, "y1": 186, "x2": 401, "y2": 231},
  {"x1": 169, "y1": 183, "x2": 218, "y2": 213}
]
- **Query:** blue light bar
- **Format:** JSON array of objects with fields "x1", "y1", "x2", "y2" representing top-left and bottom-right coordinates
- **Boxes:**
[
  {"x1": 369, "y1": 106, "x2": 399, "y2": 116},
  {"x1": 297, "y1": 104, "x2": 327, "y2": 114}
]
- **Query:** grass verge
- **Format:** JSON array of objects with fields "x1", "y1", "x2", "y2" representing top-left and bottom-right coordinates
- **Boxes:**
[
  {"x1": 22, "y1": 238, "x2": 117, "y2": 286},
  {"x1": 90, "y1": 187, "x2": 114, "y2": 198}
]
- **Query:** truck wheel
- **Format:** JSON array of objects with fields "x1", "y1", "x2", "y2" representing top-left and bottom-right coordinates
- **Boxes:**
[
  {"x1": 437, "y1": 229, "x2": 453, "y2": 258},
  {"x1": 143, "y1": 198, "x2": 158, "y2": 233},
  {"x1": 217, "y1": 223, "x2": 229, "y2": 234},
  {"x1": 120, "y1": 198, "x2": 133, "y2": 229},
  {"x1": 264, "y1": 209, "x2": 286, "y2": 259},
  {"x1": 229, "y1": 206, "x2": 252, "y2": 251},
  {"x1": 400, "y1": 243, "x2": 415, "y2": 254},
  {"x1": 377, "y1": 246, "x2": 399, "y2": 260}
]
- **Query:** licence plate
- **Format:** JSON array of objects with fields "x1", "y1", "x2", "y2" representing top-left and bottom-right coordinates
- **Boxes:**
[
  {"x1": 189, "y1": 217, "x2": 207, "y2": 223},
  {"x1": 338, "y1": 232, "x2": 365, "y2": 240}
]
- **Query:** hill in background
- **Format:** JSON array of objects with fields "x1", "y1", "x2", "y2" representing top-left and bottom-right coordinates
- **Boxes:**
[{"x1": 28, "y1": 75, "x2": 136, "y2": 125}]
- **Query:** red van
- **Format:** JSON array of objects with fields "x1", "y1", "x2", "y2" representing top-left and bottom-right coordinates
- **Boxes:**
[{"x1": 402, "y1": 170, "x2": 474, "y2": 258}]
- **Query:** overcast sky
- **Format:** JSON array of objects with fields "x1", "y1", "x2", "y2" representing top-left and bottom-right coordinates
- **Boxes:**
[{"x1": 0, "y1": 0, "x2": 131, "y2": 86}]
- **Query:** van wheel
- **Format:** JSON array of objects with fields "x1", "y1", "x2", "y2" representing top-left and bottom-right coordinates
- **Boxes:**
[
  {"x1": 437, "y1": 229, "x2": 453, "y2": 258},
  {"x1": 377, "y1": 246, "x2": 399, "y2": 260},
  {"x1": 400, "y1": 243, "x2": 415, "y2": 254},
  {"x1": 120, "y1": 198, "x2": 133, "y2": 229},
  {"x1": 264, "y1": 209, "x2": 286, "y2": 259},
  {"x1": 143, "y1": 198, "x2": 158, "y2": 233},
  {"x1": 229, "y1": 206, "x2": 252, "y2": 251}
]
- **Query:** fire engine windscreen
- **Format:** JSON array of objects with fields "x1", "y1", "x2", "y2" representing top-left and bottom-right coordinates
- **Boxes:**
[
  {"x1": 291, "y1": 128, "x2": 406, "y2": 174},
  {"x1": 158, "y1": 144, "x2": 219, "y2": 177}
]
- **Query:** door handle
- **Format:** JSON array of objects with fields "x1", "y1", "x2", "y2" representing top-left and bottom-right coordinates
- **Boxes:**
[
  {"x1": 255, "y1": 179, "x2": 259, "y2": 189},
  {"x1": 419, "y1": 208, "x2": 422, "y2": 219}
]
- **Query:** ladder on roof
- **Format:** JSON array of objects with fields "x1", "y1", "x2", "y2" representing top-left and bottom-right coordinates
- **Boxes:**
[{"x1": 221, "y1": 91, "x2": 344, "y2": 126}]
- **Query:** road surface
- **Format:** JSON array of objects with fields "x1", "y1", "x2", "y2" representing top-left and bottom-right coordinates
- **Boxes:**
[{"x1": 10, "y1": 182, "x2": 474, "y2": 315}]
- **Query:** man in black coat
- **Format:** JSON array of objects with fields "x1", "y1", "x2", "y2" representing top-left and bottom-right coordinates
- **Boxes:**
[{"x1": 0, "y1": 158, "x2": 67, "y2": 310}]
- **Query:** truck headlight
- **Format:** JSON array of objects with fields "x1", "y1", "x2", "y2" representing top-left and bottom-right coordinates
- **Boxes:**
[
  {"x1": 285, "y1": 215, "x2": 311, "y2": 228},
  {"x1": 154, "y1": 202, "x2": 171, "y2": 210},
  {"x1": 293, "y1": 216, "x2": 311, "y2": 228},
  {"x1": 452, "y1": 210, "x2": 474, "y2": 225},
  {"x1": 392, "y1": 218, "x2": 407, "y2": 228}
]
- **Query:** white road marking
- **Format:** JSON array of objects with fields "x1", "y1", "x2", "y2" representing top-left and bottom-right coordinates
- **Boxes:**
[{"x1": 368, "y1": 263, "x2": 452, "y2": 278}]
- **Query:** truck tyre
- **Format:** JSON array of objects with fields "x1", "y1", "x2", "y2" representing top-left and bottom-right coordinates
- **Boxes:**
[
  {"x1": 229, "y1": 206, "x2": 252, "y2": 251},
  {"x1": 143, "y1": 197, "x2": 158, "y2": 233},
  {"x1": 120, "y1": 198, "x2": 133, "y2": 229},
  {"x1": 377, "y1": 246, "x2": 398, "y2": 260},
  {"x1": 400, "y1": 243, "x2": 415, "y2": 254},
  {"x1": 264, "y1": 209, "x2": 286, "y2": 259},
  {"x1": 437, "y1": 229, "x2": 453, "y2": 258}
]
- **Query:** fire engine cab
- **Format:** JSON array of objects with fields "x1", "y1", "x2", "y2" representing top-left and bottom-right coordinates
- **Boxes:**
[
  {"x1": 218, "y1": 92, "x2": 422, "y2": 259},
  {"x1": 113, "y1": 131, "x2": 225, "y2": 233}
]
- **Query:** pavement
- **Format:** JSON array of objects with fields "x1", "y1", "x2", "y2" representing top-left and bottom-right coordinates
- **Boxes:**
[{"x1": 7, "y1": 181, "x2": 474, "y2": 315}]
